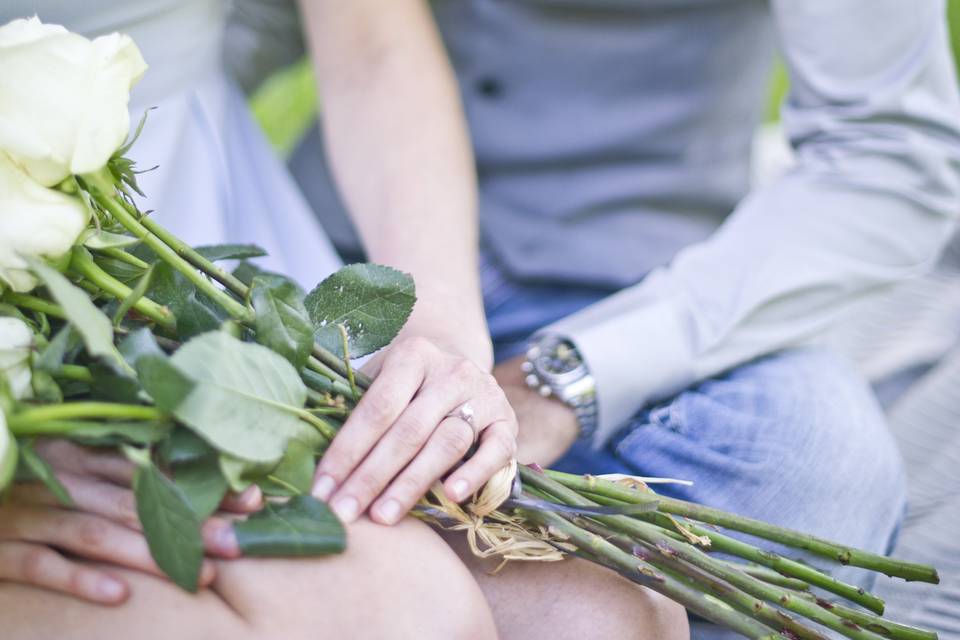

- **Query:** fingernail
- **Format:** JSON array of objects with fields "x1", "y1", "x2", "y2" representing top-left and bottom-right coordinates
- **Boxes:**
[
  {"x1": 312, "y1": 474, "x2": 336, "y2": 502},
  {"x1": 451, "y1": 479, "x2": 470, "y2": 501},
  {"x1": 241, "y1": 485, "x2": 262, "y2": 509},
  {"x1": 332, "y1": 496, "x2": 359, "y2": 523},
  {"x1": 96, "y1": 576, "x2": 126, "y2": 601},
  {"x1": 214, "y1": 523, "x2": 239, "y2": 557},
  {"x1": 376, "y1": 499, "x2": 401, "y2": 525}
]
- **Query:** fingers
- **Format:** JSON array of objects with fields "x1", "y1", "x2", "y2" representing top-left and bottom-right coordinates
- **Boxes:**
[
  {"x1": 312, "y1": 335, "x2": 519, "y2": 526},
  {"x1": 10, "y1": 475, "x2": 244, "y2": 559},
  {"x1": 33, "y1": 440, "x2": 135, "y2": 487},
  {"x1": 329, "y1": 373, "x2": 474, "y2": 523},
  {"x1": 0, "y1": 541, "x2": 129, "y2": 605},
  {"x1": 312, "y1": 339, "x2": 429, "y2": 501},
  {"x1": 443, "y1": 420, "x2": 518, "y2": 502},
  {"x1": 0, "y1": 506, "x2": 217, "y2": 588},
  {"x1": 370, "y1": 416, "x2": 477, "y2": 525},
  {"x1": 9, "y1": 473, "x2": 141, "y2": 531}
]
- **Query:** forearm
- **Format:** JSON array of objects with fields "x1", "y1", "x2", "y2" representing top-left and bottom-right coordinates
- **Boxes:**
[{"x1": 299, "y1": 0, "x2": 489, "y2": 364}]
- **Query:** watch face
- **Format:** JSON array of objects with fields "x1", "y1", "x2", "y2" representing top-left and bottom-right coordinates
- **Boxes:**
[{"x1": 534, "y1": 340, "x2": 582, "y2": 376}]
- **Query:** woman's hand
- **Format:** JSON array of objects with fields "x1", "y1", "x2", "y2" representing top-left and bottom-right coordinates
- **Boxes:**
[
  {"x1": 0, "y1": 440, "x2": 261, "y2": 605},
  {"x1": 311, "y1": 335, "x2": 518, "y2": 526}
]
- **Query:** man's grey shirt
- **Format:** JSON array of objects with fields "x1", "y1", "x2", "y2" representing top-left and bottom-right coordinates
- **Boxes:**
[{"x1": 288, "y1": 0, "x2": 960, "y2": 446}]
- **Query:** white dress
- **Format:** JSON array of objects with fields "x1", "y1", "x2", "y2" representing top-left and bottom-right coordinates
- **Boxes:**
[{"x1": 1, "y1": 0, "x2": 343, "y2": 292}]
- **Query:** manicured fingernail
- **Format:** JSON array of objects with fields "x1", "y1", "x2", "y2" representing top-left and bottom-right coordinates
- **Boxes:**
[
  {"x1": 312, "y1": 474, "x2": 336, "y2": 501},
  {"x1": 451, "y1": 479, "x2": 470, "y2": 501},
  {"x1": 96, "y1": 576, "x2": 126, "y2": 601},
  {"x1": 376, "y1": 499, "x2": 401, "y2": 525},
  {"x1": 332, "y1": 496, "x2": 359, "y2": 523}
]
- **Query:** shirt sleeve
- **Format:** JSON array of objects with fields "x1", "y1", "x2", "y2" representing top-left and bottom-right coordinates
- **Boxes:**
[{"x1": 544, "y1": 0, "x2": 960, "y2": 449}]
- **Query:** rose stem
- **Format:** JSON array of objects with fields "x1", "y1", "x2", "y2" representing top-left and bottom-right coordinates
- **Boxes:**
[
  {"x1": 9, "y1": 402, "x2": 164, "y2": 424},
  {"x1": 3, "y1": 293, "x2": 66, "y2": 319},
  {"x1": 569, "y1": 516, "x2": 829, "y2": 640},
  {"x1": 94, "y1": 246, "x2": 150, "y2": 270},
  {"x1": 107, "y1": 193, "x2": 370, "y2": 392},
  {"x1": 54, "y1": 364, "x2": 94, "y2": 383},
  {"x1": 305, "y1": 357, "x2": 357, "y2": 398},
  {"x1": 794, "y1": 593, "x2": 938, "y2": 640},
  {"x1": 516, "y1": 507, "x2": 781, "y2": 640},
  {"x1": 522, "y1": 468, "x2": 895, "y2": 640},
  {"x1": 715, "y1": 561, "x2": 811, "y2": 591},
  {"x1": 69, "y1": 247, "x2": 175, "y2": 330},
  {"x1": 545, "y1": 470, "x2": 939, "y2": 584},
  {"x1": 581, "y1": 490, "x2": 885, "y2": 612},
  {"x1": 132, "y1": 208, "x2": 374, "y2": 391},
  {"x1": 90, "y1": 188, "x2": 253, "y2": 323}
]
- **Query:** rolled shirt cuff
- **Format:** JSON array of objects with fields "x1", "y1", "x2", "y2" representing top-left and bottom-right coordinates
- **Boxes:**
[{"x1": 541, "y1": 293, "x2": 695, "y2": 449}]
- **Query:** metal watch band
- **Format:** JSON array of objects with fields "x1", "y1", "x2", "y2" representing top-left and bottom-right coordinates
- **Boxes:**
[{"x1": 522, "y1": 336, "x2": 599, "y2": 441}]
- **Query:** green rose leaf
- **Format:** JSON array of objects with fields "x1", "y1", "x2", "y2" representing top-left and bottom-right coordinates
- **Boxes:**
[
  {"x1": 94, "y1": 254, "x2": 146, "y2": 285},
  {"x1": 173, "y1": 456, "x2": 229, "y2": 520},
  {"x1": 219, "y1": 454, "x2": 277, "y2": 493},
  {"x1": 118, "y1": 326, "x2": 165, "y2": 366},
  {"x1": 234, "y1": 495, "x2": 346, "y2": 557},
  {"x1": 36, "y1": 326, "x2": 81, "y2": 374},
  {"x1": 258, "y1": 439, "x2": 316, "y2": 497},
  {"x1": 137, "y1": 355, "x2": 194, "y2": 412},
  {"x1": 158, "y1": 429, "x2": 213, "y2": 467},
  {"x1": 304, "y1": 264, "x2": 416, "y2": 358},
  {"x1": 194, "y1": 244, "x2": 267, "y2": 262},
  {"x1": 233, "y1": 261, "x2": 297, "y2": 290},
  {"x1": 147, "y1": 262, "x2": 226, "y2": 339},
  {"x1": 19, "y1": 440, "x2": 73, "y2": 507},
  {"x1": 30, "y1": 370, "x2": 63, "y2": 404},
  {"x1": 0, "y1": 413, "x2": 18, "y2": 492},
  {"x1": 80, "y1": 229, "x2": 139, "y2": 250},
  {"x1": 88, "y1": 363, "x2": 141, "y2": 404},
  {"x1": 164, "y1": 332, "x2": 311, "y2": 463},
  {"x1": 26, "y1": 258, "x2": 128, "y2": 373},
  {"x1": 132, "y1": 457, "x2": 205, "y2": 592},
  {"x1": 251, "y1": 276, "x2": 313, "y2": 369}
]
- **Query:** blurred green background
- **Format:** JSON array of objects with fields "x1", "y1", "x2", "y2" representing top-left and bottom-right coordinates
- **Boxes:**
[{"x1": 251, "y1": 2, "x2": 960, "y2": 157}]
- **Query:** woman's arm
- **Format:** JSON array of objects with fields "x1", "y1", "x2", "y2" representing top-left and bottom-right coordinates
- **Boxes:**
[
  {"x1": 299, "y1": 0, "x2": 490, "y2": 368},
  {"x1": 299, "y1": 0, "x2": 517, "y2": 526}
]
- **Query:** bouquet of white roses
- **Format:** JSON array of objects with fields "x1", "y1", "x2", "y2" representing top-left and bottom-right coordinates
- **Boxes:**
[{"x1": 0, "y1": 17, "x2": 942, "y2": 640}]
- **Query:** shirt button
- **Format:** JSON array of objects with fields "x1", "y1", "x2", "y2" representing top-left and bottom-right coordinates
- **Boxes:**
[{"x1": 475, "y1": 76, "x2": 504, "y2": 99}]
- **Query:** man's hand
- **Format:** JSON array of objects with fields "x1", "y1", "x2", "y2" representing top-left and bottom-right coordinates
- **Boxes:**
[{"x1": 494, "y1": 355, "x2": 579, "y2": 467}]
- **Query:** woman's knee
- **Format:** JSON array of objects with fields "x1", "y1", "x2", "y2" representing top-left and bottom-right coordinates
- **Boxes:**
[{"x1": 217, "y1": 517, "x2": 497, "y2": 640}]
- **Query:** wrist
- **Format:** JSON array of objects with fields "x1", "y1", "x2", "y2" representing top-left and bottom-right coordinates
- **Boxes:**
[
  {"x1": 397, "y1": 308, "x2": 493, "y2": 371},
  {"x1": 522, "y1": 335, "x2": 598, "y2": 441}
]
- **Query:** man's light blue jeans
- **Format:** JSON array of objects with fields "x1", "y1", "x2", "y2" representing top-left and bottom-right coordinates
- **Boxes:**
[{"x1": 482, "y1": 255, "x2": 907, "y2": 640}]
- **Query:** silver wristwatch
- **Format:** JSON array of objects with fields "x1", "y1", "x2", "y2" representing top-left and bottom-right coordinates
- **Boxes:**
[{"x1": 521, "y1": 335, "x2": 598, "y2": 441}]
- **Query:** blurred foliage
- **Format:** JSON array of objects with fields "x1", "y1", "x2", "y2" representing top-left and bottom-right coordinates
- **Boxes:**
[
  {"x1": 766, "y1": 1, "x2": 960, "y2": 121},
  {"x1": 250, "y1": 58, "x2": 316, "y2": 157},
  {"x1": 253, "y1": 3, "x2": 960, "y2": 151}
]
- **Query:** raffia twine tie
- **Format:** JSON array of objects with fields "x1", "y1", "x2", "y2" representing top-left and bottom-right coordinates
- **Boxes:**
[{"x1": 418, "y1": 459, "x2": 571, "y2": 565}]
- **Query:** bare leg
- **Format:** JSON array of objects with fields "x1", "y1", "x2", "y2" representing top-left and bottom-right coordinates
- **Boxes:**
[
  {"x1": 0, "y1": 518, "x2": 497, "y2": 640},
  {"x1": 442, "y1": 531, "x2": 690, "y2": 640}
]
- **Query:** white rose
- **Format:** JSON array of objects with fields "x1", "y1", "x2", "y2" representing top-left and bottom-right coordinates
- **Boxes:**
[
  {"x1": 0, "y1": 317, "x2": 33, "y2": 400},
  {"x1": 0, "y1": 16, "x2": 148, "y2": 187},
  {"x1": 0, "y1": 151, "x2": 90, "y2": 292}
]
